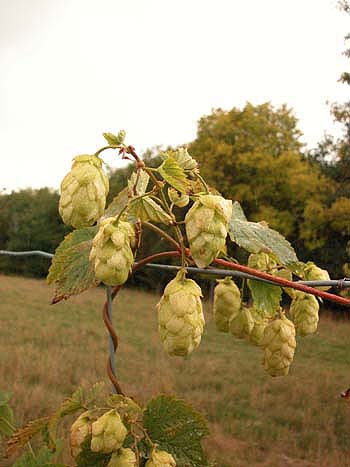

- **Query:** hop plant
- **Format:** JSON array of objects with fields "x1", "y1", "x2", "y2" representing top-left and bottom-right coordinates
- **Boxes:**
[
  {"x1": 262, "y1": 314, "x2": 296, "y2": 377},
  {"x1": 185, "y1": 194, "x2": 232, "y2": 268},
  {"x1": 249, "y1": 308, "x2": 268, "y2": 346},
  {"x1": 213, "y1": 277, "x2": 241, "y2": 332},
  {"x1": 91, "y1": 409, "x2": 128, "y2": 454},
  {"x1": 272, "y1": 267, "x2": 296, "y2": 299},
  {"x1": 157, "y1": 269, "x2": 204, "y2": 357},
  {"x1": 89, "y1": 217, "x2": 134, "y2": 286},
  {"x1": 303, "y1": 262, "x2": 331, "y2": 290},
  {"x1": 108, "y1": 448, "x2": 137, "y2": 467},
  {"x1": 70, "y1": 411, "x2": 93, "y2": 458},
  {"x1": 168, "y1": 187, "x2": 189, "y2": 208},
  {"x1": 59, "y1": 155, "x2": 109, "y2": 228},
  {"x1": 248, "y1": 252, "x2": 277, "y2": 272},
  {"x1": 145, "y1": 448, "x2": 176, "y2": 467},
  {"x1": 229, "y1": 306, "x2": 254, "y2": 339},
  {"x1": 290, "y1": 291, "x2": 319, "y2": 336}
]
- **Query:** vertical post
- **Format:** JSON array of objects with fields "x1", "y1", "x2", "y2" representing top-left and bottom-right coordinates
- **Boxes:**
[{"x1": 106, "y1": 286, "x2": 117, "y2": 393}]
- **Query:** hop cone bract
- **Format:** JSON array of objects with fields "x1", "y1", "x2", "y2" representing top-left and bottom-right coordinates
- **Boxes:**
[
  {"x1": 59, "y1": 155, "x2": 109, "y2": 228},
  {"x1": 262, "y1": 315, "x2": 296, "y2": 376},
  {"x1": 168, "y1": 187, "x2": 189, "y2": 208},
  {"x1": 70, "y1": 411, "x2": 93, "y2": 458},
  {"x1": 91, "y1": 409, "x2": 127, "y2": 454},
  {"x1": 108, "y1": 448, "x2": 137, "y2": 467},
  {"x1": 229, "y1": 306, "x2": 254, "y2": 339},
  {"x1": 157, "y1": 269, "x2": 204, "y2": 357},
  {"x1": 303, "y1": 262, "x2": 330, "y2": 290},
  {"x1": 213, "y1": 277, "x2": 241, "y2": 332},
  {"x1": 145, "y1": 449, "x2": 176, "y2": 467},
  {"x1": 249, "y1": 308, "x2": 268, "y2": 346},
  {"x1": 290, "y1": 291, "x2": 319, "y2": 336},
  {"x1": 90, "y1": 217, "x2": 134, "y2": 286},
  {"x1": 185, "y1": 195, "x2": 232, "y2": 268}
]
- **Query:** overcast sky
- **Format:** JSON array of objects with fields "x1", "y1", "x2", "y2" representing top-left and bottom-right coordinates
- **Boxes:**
[{"x1": 1, "y1": 0, "x2": 349, "y2": 192}]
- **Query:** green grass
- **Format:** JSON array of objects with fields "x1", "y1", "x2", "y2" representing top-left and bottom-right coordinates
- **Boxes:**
[{"x1": 1, "y1": 275, "x2": 350, "y2": 466}]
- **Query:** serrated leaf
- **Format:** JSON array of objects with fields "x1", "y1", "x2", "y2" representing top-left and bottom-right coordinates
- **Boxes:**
[
  {"x1": 143, "y1": 395, "x2": 209, "y2": 467},
  {"x1": 158, "y1": 157, "x2": 190, "y2": 194},
  {"x1": 47, "y1": 387, "x2": 84, "y2": 450},
  {"x1": 104, "y1": 187, "x2": 129, "y2": 218},
  {"x1": 102, "y1": 130, "x2": 125, "y2": 146},
  {"x1": 6, "y1": 416, "x2": 50, "y2": 457},
  {"x1": 161, "y1": 148, "x2": 199, "y2": 174},
  {"x1": 228, "y1": 202, "x2": 298, "y2": 267},
  {"x1": 84, "y1": 382, "x2": 105, "y2": 408},
  {"x1": 47, "y1": 227, "x2": 99, "y2": 304},
  {"x1": 129, "y1": 196, "x2": 173, "y2": 225},
  {"x1": 128, "y1": 171, "x2": 150, "y2": 196},
  {"x1": 248, "y1": 280, "x2": 282, "y2": 316},
  {"x1": 231, "y1": 201, "x2": 247, "y2": 221}
]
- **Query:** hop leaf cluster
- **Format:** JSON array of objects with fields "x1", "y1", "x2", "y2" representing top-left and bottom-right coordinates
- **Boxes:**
[
  {"x1": 185, "y1": 194, "x2": 232, "y2": 268},
  {"x1": 90, "y1": 217, "x2": 135, "y2": 286},
  {"x1": 59, "y1": 155, "x2": 109, "y2": 228},
  {"x1": 157, "y1": 270, "x2": 204, "y2": 357}
]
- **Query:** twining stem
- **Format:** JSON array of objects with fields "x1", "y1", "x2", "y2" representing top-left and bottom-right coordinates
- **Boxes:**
[
  {"x1": 94, "y1": 145, "x2": 121, "y2": 158},
  {"x1": 142, "y1": 222, "x2": 181, "y2": 251}
]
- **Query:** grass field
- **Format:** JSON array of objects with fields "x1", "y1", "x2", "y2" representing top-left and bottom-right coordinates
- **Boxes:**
[{"x1": 1, "y1": 275, "x2": 350, "y2": 466}]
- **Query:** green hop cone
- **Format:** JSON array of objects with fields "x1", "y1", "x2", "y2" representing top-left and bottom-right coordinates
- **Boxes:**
[
  {"x1": 248, "y1": 252, "x2": 277, "y2": 272},
  {"x1": 303, "y1": 262, "x2": 331, "y2": 290},
  {"x1": 90, "y1": 217, "x2": 134, "y2": 286},
  {"x1": 59, "y1": 154, "x2": 109, "y2": 228},
  {"x1": 168, "y1": 187, "x2": 189, "y2": 208},
  {"x1": 213, "y1": 277, "x2": 241, "y2": 332},
  {"x1": 262, "y1": 314, "x2": 296, "y2": 377},
  {"x1": 157, "y1": 269, "x2": 204, "y2": 357},
  {"x1": 185, "y1": 194, "x2": 232, "y2": 268},
  {"x1": 91, "y1": 409, "x2": 127, "y2": 454},
  {"x1": 290, "y1": 291, "x2": 319, "y2": 336},
  {"x1": 70, "y1": 411, "x2": 93, "y2": 458},
  {"x1": 272, "y1": 267, "x2": 296, "y2": 299},
  {"x1": 229, "y1": 306, "x2": 254, "y2": 339},
  {"x1": 249, "y1": 308, "x2": 268, "y2": 346},
  {"x1": 108, "y1": 448, "x2": 137, "y2": 467},
  {"x1": 145, "y1": 448, "x2": 176, "y2": 467}
]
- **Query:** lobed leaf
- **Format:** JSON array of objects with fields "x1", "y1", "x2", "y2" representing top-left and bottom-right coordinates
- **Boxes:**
[
  {"x1": 247, "y1": 280, "x2": 282, "y2": 316},
  {"x1": 229, "y1": 202, "x2": 298, "y2": 267},
  {"x1": 102, "y1": 130, "x2": 126, "y2": 146},
  {"x1": 158, "y1": 157, "x2": 190, "y2": 194},
  {"x1": 129, "y1": 196, "x2": 173, "y2": 225},
  {"x1": 143, "y1": 395, "x2": 209, "y2": 467},
  {"x1": 128, "y1": 171, "x2": 150, "y2": 196},
  {"x1": 47, "y1": 227, "x2": 99, "y2": 304},
  {"x1": 104, "y1": 187, "x2": 129, "y2": 218},
  {"x1": 161, "y1": 148, "x2": 199, "y2": 174}
]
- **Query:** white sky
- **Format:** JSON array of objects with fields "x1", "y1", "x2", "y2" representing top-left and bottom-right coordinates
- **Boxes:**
[{"x1": 1, "y1": 0, "x2": 349, "y2": 192}]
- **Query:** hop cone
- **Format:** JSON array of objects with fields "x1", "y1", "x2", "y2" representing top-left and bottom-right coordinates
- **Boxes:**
[
  {"x1": 248, "y1": 252, "x2": 277, "y2": 272},
  {"x1": 213, "y1": 277, "x2": 241, "y2": 332},
  {"x1": 91, "y1": 409, "x2": 127, "y2": 454},
  {"x1": 157, "y1": 269, "x2": 204, "y2": 357},
  {"x1": 249, "y1": 308, "x2": 268, "y2": 346},
  {"x1": 262, "y1": 315, "x2": 296, "y2": 376},
  {"x1": 303, "y1": 262, "x2": 330, "y2": 290},
  {"x1": 145, "y1": 449, "x2": 176, "y2": 467},
  {"x1": 70, "y1": 411, "x2": 93, "y2": 458},
  {"x1": 272, "y1": 267, "x2": 295, "y2": 299},
  {"x1": 229, "y1": 306, "x2": 254, "y2": 339},
  {"x1": 90, "y1": 217, "x2": 134, "y2": 286},
  {"x1": 168, "y1": 187, "x2": 189, "y2": 208},
  {"x1": 108, "y1": 448, "x2": 137, "y2": 467},
  {"x1": 59, "y1": 155, "x2": 109, "y2": 228},
  {"x1": 290, "y1": 291, "x2": 319, "y2": 336},
  {"x1": 185, "y1": 195, "x2": 232, "y2": 268}
]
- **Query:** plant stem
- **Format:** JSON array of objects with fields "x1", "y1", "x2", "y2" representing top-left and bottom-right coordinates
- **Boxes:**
[
  {"x1": 143, "y1": 222, "x2": 181, "y2": 251},
  {"x1": 196, "y1": 173, "x2": 210, "y2": 194}
]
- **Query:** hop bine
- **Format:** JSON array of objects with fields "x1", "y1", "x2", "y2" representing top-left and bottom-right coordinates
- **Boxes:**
[
  {"x1": 157, "y1": 269, "x2": 204, "y2": 357},
  {"x1": 59, "y1": 154, "x2": 109, "y2": 228},
  {"x1": 90, "y1": 217, "x2": 135, "y2": 286},
  {"x1": 91, "y1": 409, "x2": 128, "y2": 453},
  {"x1": 213, "y1": 277, "x2": 241, "y2": 333},
  {"x1": 185, "y1": 194, "x2": 232, "y2": 268}
]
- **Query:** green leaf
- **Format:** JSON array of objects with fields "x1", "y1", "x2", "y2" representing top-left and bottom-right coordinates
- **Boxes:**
[
  {"x1": 128, "y1": 171, "x2": 150, "y2": 196},
  {"x1": 47, "y1": 387, "x2": 84, "y2": 450},
  {"x1": 158, "y1": 157, "x2": 190, "y2": 194},
  {"x1": 231, "y1": 200, "x2": 247, "y2": 221},
  {"x1": 47, "y1": 227, "x2": 99, "y2": 304},
  {"x1": 106, "y1": 395, "x2": 142, "y2": 421},
  {"x1": 84, "y1": 382, "x2": 105, "y2": 408},
  {"x1": 247, "y1": 280, "x2": 282, "y2": 315},
  {"x1": 13, "y1": 444, "x2": 66, "y2": 467},
  {"x1": 161, "y1": 148, "x2": 199, "y2": 174},
  {"x1": 6, "y1": 416, "x2": 50, "y2": 457},
  {"x1": 228, "y1": 202, "x2": 298, "y2": 267},
  {"x1": 102, "y1": 130, "x2": 125, "y2": 146},
  {"x1": 143, "y1": 395, "x2": 209, "y2": 467},
  {"x1": 129, "y1": 197, "x2": 173, "y2": 225},
  {"x1": 104, "y1": 187, "x2": 129, "y2": 218}
]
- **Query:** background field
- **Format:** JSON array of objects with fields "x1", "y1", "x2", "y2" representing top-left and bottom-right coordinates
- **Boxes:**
[{"x1": 1, "y1": 275, "x2": 350, "y2": 466}]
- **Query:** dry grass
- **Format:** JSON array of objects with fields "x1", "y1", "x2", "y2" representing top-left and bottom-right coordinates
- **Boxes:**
[{"x1": 1, "y1": 275, "x2": 350, "y2": 466}]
